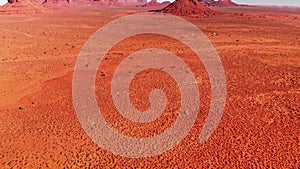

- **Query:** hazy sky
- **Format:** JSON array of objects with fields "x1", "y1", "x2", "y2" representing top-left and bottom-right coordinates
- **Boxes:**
[
  {"x1": 232, "y1": 0, "x2": 300, "y2": 7},
  {"x1": 0, "y1": 0, "x2": 7, "y2": 6},
  {"x1": 152, "y1": 0, "x2": 300, "y2": 7}
]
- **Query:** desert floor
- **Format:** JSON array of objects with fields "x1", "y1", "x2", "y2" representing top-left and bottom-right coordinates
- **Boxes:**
[{"x1": 0, "y1": 7, "x2": 299, "y2": 168}]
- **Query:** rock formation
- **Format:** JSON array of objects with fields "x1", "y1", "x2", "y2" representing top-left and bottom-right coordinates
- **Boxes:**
[
  {"x1": 200, "y1": 0, "x2": 238, "y2": 7},
  {"x1": 158, "y1": 0, "x2": 217, "y2": 16},
  {"x1": 0, "y1": 0, "x2": 43, "y2": 14}
]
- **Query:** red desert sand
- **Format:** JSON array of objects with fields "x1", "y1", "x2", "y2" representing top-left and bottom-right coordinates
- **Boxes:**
[{"x1": 0, "y1": 0, "x2": 299, "y2": 168}]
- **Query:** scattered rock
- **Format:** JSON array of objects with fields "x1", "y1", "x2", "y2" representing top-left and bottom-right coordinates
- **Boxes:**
[{"x1": 211, "y1": 31, "x2": 218, "y2": 36}]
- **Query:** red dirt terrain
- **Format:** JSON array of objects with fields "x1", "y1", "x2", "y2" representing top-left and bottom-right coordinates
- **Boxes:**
[
  {"x1": 159, "y1": 0, "x2": 217, "y2": 16},
  {"x1": 0, "y1": 3, "x2": 299, "y2": 169}
]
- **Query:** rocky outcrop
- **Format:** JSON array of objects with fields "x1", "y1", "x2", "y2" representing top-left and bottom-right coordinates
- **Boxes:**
[
  {"x1": 158, "y1": 0, "x2": 217, "y2": 16},
  {"x1": 200, "y1": 0, "x2": 238, "y2": 7},
  {"x1": 0, "y1": 0, "x2": 44, "y2": 14}
]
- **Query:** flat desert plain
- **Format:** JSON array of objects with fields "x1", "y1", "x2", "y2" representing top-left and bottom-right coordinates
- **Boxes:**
[{"x1": 0, "y1": 6, "x2": 299, "y2": 168}]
